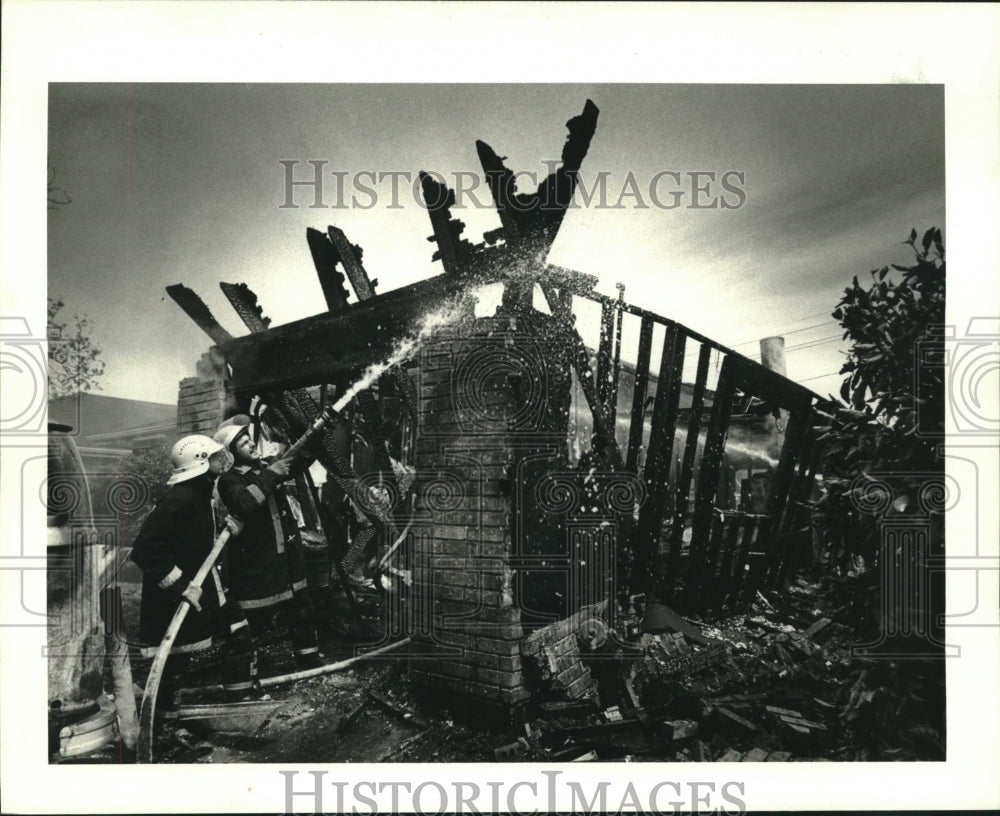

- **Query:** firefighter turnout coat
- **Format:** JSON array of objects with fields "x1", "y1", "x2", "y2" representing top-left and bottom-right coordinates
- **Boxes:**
[
  {"x1": 215, "y1": 462, "x2": 309, "y2": 611},
  {"x1": 130, "y1": 474, "x2": 231, "y2": 658}
]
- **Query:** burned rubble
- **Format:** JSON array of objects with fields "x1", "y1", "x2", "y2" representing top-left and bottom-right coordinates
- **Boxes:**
[{"x1": 97, "y1": 574, "x2": 903, "y2": 765}]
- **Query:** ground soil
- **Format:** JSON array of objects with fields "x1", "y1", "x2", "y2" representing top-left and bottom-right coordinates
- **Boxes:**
[{"x1": 57, "y1": 572, "x2": 945, "y2": 765}]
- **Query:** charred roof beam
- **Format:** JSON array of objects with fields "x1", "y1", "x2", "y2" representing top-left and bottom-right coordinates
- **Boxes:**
[{"x1": 477, "y1": 99, "x2": 599, "y2": 257}]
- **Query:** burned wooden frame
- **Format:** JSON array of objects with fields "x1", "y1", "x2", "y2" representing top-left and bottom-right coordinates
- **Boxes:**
[{"x1": 168, "y1": 99, "x2": 821, "y2": 624}]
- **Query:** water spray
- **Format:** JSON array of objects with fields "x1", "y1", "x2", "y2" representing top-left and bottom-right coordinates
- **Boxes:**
[{"x1": 281, "y1": 293, "x2": 473, "y2": 460}]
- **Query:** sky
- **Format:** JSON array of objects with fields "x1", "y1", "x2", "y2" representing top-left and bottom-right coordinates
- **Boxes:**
[{"x1": 48, "y1": 83, "x2": 945, "y2": 405}]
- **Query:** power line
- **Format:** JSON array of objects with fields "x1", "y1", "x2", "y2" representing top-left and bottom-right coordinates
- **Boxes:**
[
  {"x1": 727, "y1": 319, "x2": 839, "y2": 349},
  {"x1": 722, "y1": 311, "x2": 836, "y2": 346},
  {"x1": 784, "y1": 333, "x2": 844, "y2": 352},
  {"x1": 679, "y1": 313, "x2": 841, "y2": 361}
]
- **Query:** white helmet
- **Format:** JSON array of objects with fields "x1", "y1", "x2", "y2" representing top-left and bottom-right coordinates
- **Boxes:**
[
  {"x1": 214, "y1": 422, "x2": 251, "y2": 452},
  {"x1": 166, "y1": 434, "x2": 224, "y2": 485}
]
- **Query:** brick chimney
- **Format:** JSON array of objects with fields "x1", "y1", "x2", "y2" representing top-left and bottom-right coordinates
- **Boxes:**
[{"x1": 406, "y1": 311, "x2": 585, "y2": 712}]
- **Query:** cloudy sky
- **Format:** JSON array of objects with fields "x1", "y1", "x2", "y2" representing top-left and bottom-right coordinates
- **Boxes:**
[{"x1": 48, "y1": 83, "x2": 944, "y2": 404}]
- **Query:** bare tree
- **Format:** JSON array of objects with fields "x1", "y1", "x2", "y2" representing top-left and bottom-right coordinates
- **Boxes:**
[{"x1": 48, "y1": 297, "x2": 106, "y2": 398}]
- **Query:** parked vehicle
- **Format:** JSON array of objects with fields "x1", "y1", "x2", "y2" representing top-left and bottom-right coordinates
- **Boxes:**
[{"x1": 47, "y1": 421, "x2": 138, "y2": 761}]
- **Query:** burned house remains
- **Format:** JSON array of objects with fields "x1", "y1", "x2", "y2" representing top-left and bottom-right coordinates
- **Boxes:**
[{"x1": 163, "y1": 100, "x2": 820, "y2": 726}]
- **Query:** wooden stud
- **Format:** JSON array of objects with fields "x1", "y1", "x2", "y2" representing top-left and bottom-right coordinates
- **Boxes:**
[
  {"x1": 630, "y1": 325, "x2": 686, "y2": 596},
  {"x1": 625, "y1": 318, "x2": 654, "y2": 472},
  {"x1": 684, "y1": 354, "x2": 738, "y2": 608},
  {"x1": 662, "y1": 343, "x2": 712, "y2": 603}
]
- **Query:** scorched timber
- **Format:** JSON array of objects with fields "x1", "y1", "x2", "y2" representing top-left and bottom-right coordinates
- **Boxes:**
[{"x1": 220, "y1": 273, "x2": 463, "y2": 392}]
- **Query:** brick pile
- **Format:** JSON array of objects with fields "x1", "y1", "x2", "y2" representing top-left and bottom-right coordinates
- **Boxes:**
[{"x1": 520, "y1": 602, "x2": 607, "y2": 700}]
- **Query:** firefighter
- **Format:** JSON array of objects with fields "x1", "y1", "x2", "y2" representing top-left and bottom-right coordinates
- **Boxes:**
[
  {"x1": 130, "y1": 435, "x2": 259, "y2": 719},
  {"x1": 214, "y1": 421, "x2": 322, "y2": 670}
]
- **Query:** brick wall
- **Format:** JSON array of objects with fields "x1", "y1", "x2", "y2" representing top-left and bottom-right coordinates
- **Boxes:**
[
  {"x1": 407, "y1": 313, "x2": 575, "y2": 709},
  {"x1": 175, "y1": 349, "x2": 230, "y2": 437}
]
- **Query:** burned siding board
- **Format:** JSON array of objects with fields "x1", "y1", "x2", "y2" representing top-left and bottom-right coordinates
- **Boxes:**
[
  {"x1": 419, "y1": 171, "x2": 482, "y2": 276},
  {"x1": 660, "y1": 342, "x2": 713, "y2": 603},
  {"x1": 757, "y1": 409, "x2": 811, "y2": 588},
  {"x1": 595, "y1": 301, "x2": 616, "y2": 415},
  {"x1": 683, "y1": 354, "x2": 738, "y2": 608},
  {"x1": 476, "y1": 100, "x2": 599, "y2": 254},
  {"x1": 539, "y1": 283, "x2": 622, "y2": 468},
  {"x1": 166, "y1": 284, "x2": 235, "y2": 347},
  {"x1": 771, "y1": 428, "x2": 821, "y2": 590},
  {"x1": 326, "y1": 226, "x2": 376, "y2": 301},
  {"x1": 625, "y1": 317, "x2": 654, "y2": 472},
  {"x1": 709, "y1": 513, "x2": 746, "y2": 614},
  {"x1": 220, "y1": 282, "x2": 271, "y2": 333},
  {"x1": 720, "y1": 515, "x2": 756, "y2": 611},
  {"x1": 306, "y1": 227, "x2": 352, "y2": 311},
  {"x1": 220, "y1": 273, "x2": 463, "y2": 391},
  {"x1": 611, "y1": 294, "x2": 624, "y2": 415},
  {"x1": 631, "y1": 324, "x2": 686, "y2": 594}
]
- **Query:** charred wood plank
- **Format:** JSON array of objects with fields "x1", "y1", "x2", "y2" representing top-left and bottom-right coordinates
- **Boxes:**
[
  {"x1": 630, "y1": 325, "x2": 686, "y2": 594},
  {"x1": 712, "y1": 513, "x2": 745, "y2": 614},
  {"x1": 697, "y1": 515, "x2": 731, "y2": 615},
  {"x1": 595, "y1": 301, "x2": 616, "y2": 415},
  {"x1": 771, "y1": 421, "x2": 820, "y2": 590},
  {"x1": 610, "y1": 287, "x2": 625, "y2": 415},
  {"x1": 166, "y1": 284, "x2": 235, "y2": 346},
  {"x1": 220, "y1": 273, "x2": 463, "y2": 392},
  {"x1": 220, "y1": 282, "x2": 271, "y2": 332},
  {"x1": 683, "y1": 354, "x2": 738, "y2": 608},
  {"x1": 539, "y1": 282, "x2": 622, "y2": 468},
  {"x1": 306, "y1": 227, "x2": 352, "y2": 311},
  {"x1": 366, "y1": 689, "x2": 430, "y2": 730},
  {"x1": 419, "y1": 172, "x2": 482, "y2": 276},
  {"x1": 661, "y1": 343, "x2": 712, "y2": 603},
  {"x1": 477, "y1": 100, "x2": 599, "y2": 254},
  {"x1": 740, "y1": 517, "x2": 773, "y2": 607},
  {"x1": 731, "y1": 358, "x2": 813, "y2": 414},
  {"x1": 727, "y1": 515, "x2": 760, "y2": 609},
  {"x1": 625, "y1": 318, "x2": 654, "y2": 472},
  {"x1": 759, "y1": 409, "x2": 810, "y2": 589},
  {"x1": 327, "y1": 225, "x2": 376, "y2": 301}
]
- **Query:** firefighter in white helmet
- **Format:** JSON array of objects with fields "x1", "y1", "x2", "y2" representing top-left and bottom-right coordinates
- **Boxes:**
[
  {"x1": 214, "y1": 418, "x2": 323, "y2": 670},
  {"x1": 130, "y1": 435, "x2": 262, "y2": 719}
]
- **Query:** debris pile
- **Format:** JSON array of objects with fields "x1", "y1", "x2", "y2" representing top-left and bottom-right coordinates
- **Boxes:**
[{"x1": 488, "y1": 579, "x2": 884, "y2": 763}]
